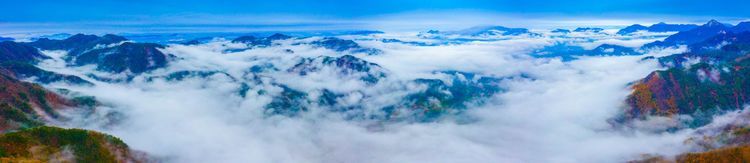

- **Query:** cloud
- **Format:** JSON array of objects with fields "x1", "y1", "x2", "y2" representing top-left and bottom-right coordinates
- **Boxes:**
[{"x1": 36, "y1": 30, "x2": 700, "y2": 163}]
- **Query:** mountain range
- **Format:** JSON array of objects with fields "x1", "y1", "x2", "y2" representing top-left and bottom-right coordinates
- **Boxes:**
[
  {"x1": 419, "y1": 25, "x2": 538, "y2": 38},
  {"x1": 5, "y1": 19, "x2": 750, "y2": 161},
  {"x1": 0, "y1": 41, "x2": 143, "y2": 161},
  {"x1": 617, "y1": 22, "x2": 698, "y2": 35},
  {"x1": 614, "y1": 20, "x2": 750, "y2": 161},
  {"x1": 643, "y1": 20, "x2": 750, "y2": 49}
]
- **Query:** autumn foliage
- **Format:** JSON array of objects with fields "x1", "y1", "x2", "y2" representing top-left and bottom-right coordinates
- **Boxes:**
[{"x1": 677, "y1": 145, "x2": 750, "y2": 163}]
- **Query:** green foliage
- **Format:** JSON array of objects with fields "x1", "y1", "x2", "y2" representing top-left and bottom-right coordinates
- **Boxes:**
[
  {"x1": 0, "y1": 103, "x2": 43, "y2": 130},
  {"x1": 401, "y1": 72, "x2": 502, "y2": 121},
  {"x1": 265, "y1": 85, "x2": 308, "y2": 116},
  {"x1": 71, "y1": 96, "x2": 97, "y2": 108},
  {"x1": 0, "y1": 126, "x2": 129, "y2": 163},
  {"x1": 16, "y1": 93, "x2": 28, "y2": 101},
  {"x1": 733, "y1": 127, "x2": 750, "y2": 136},
  {"x1": 28, "y1": 86, "x2": 58, "y2": 119}
]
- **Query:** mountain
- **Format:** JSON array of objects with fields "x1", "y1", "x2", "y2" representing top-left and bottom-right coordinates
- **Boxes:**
[
  {"x1": 381, "y1": 39, "x2": 435, "y2": 46},
  {"x1": 649, "y1": 22, "x2": 700, "y2": 32},
  {"x1": 0, "y1": 41, "x2": 89, "y2": 84},
  {"x1": 664, "y1": 20, "x2": 732, "y2": 44},
  {"x1": 426, "y1": 30, "x2": 440, "y2": 34},
  {"x1": 731, "y1": 21, "x2": 750, "y2": 33},
  {"x1": 258, "y1": 55, "x2": 390, "y2": 116},
  {"x1": 71, "y1": 42, "x2": 170, "y2": 74},
  {"x1": 231, "y1": 33, "x2": 292, "y2": 46},
  {"x1": 0, "y1": 37, "x2": 13, "y2": 42},
  {"x1": 0, "y1": 62, "x2": 91, "y2": 85},
  {"x1": 622, "y1": 30, "x2": 750, "y2": 129},
  {"x1": 394, "y1": 71, "x2": 503, "y2": 122},
  {"x1": 416, "y1": 30, "x2": 442, "y2": 39},
  {"x1": 0, "y1": 73, "x2": 68, "y2": 130},
  {"x1": 0, "y1": 39, "x2": 140, "y2": 161},
  {"x1": 644, "y1": 20, "x2": 732, "y2": 48},
  {"x1": 532, "y1": 43, "x2": 586, "y2": 61},
  {"x1": 25, "y1": 34, "x2": 172, "y2": 74},
  {"x1": 587, "y1": 44, "x2": 640, "y2": 56},
  {"x1": 27, "y1": 34, "x2": 128, "y2": 56},
  {"x1": 420, "y1": 26, "x2": 537, "y2": 37},
  {"x1": 687, "y1": 31, "x2": 750, "y2": 53},
  {"x1": 288, "y1": 55, "x2": 387, "y2": 84},
  {"x1": 33, "y1": 33, "x2": 72, "y2": 40},
  {"x1": 617, "y1": 23, "x2": 698, "y2": 35},
  {"x1": 455, "y1": 26, "x2": 536, "y2": 36},
  {"x1": 0, "y1": 41, "x2": 49, "y2": 63},
  {"x1": 616, "y1": 24, "x2": 648, "y2": 35},
  {"x1": 533, "y1": 43, "x2": 640, "y2": 61},
  {"x1": 180, "y1": 37, "x2": 214, "y2": 45},
  {"x1": 630, "y1": 105, "x2": 750, "y2": 162},
  {"x1": 632, "y1": 145, "x2": 750, "y2": 162},
  {"x1": 622, "y1": 35, "x2": 750, "y2": 128},
  {"x1": 0, "y1": 66, "x2": 99, "y2": 131},
  {"x1": 231, "y1": 35, "x2": 259, "y2": 44},
  {"x1": 255, "y1": 54, "x2": 504, "y2": 121},
  {"x1": 0, "y1": 126, "x2": 146, "y2": 162},
  {"x1": 310, "y1": 37, "x2": 363, "y2": 51},
  {"x1": 339, "y1": 30, "x2": 384, "y2": 35},
  {"x1": 266, "y1": 33, "x2": 292, "y2": 40},
  {"x1": 182, "y1": 39, "x2": 203, "y2": 45},
  {"x1": 231, "y1": 34, "x2": 382, "y2": 55},
  {"x1": 676, "y1": 146, "x2": 750, "y2": 162},
  {"x1": 310, "y1": 37, "x2": 382, "y2": 55},
  {"x1": 551, "y1": 29, "x2": 571, "y2": 33},
  {"x1": 573, "y1": 27, "x2": 604, "y2": 33}
]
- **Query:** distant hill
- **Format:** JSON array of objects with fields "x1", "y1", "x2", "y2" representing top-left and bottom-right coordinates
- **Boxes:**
[
  {"x1": 617, "y1": 22, "x2": 698, "y2": 35},
  {"x1": 642, "y1": 20, "x2": 750, "y2": 49}
]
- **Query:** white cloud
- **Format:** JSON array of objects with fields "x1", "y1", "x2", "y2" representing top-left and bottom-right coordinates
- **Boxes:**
[{"x1": 35, "y1": 30, "x2": 702, "y2": 163}]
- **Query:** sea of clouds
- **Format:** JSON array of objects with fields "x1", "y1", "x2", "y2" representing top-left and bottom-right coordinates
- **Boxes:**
[{"x1": 31, "y1": 30, "x2": 705, "y2": 162}]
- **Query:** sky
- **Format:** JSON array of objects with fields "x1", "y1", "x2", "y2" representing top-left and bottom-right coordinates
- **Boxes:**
[{"x1": 2, "y1": 0, "x2": 750, "y2": 33}]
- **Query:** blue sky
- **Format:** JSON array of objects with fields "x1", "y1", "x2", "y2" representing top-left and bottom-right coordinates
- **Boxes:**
[
  {"x1": 1, "y1": 0, "x2": 749, "y2": 33},
  {"x1": 3, "y1": 0, "x2": 749, "y2": 22}
]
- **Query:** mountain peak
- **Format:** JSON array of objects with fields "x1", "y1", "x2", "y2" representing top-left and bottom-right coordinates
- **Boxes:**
[
  {"x1": 267, "y1": 33, "x2": 292, "y2": 40},
  {"x1": 736, "y1": 21, "x2": 750, "y2": 26},
  {"x1": 455, "y1": 25, "x2": 532, "y2": 36},
  {"x1": 232, "y1": 36, "x2": 258, "y2": 43},
  {"x1": 102, "y1": 34, "x2": 127, "y2": 40},
  {"x1": 705, "y1": 19, "x2": 723, "y2": 27},
  {"x1": 64, "y1": 33, "x2": 127, "y2": 43},
  {"x1": 574, "y1": 27, "x2": 604, "y2": 32},
  {"x1": 67, "y1": 33, "x2": 99, "y2": 41}
]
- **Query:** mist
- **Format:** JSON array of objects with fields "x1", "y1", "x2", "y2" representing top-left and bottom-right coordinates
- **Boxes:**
[{"x1": 33, "y1": 31, "x2": 702, "y2": 163}]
